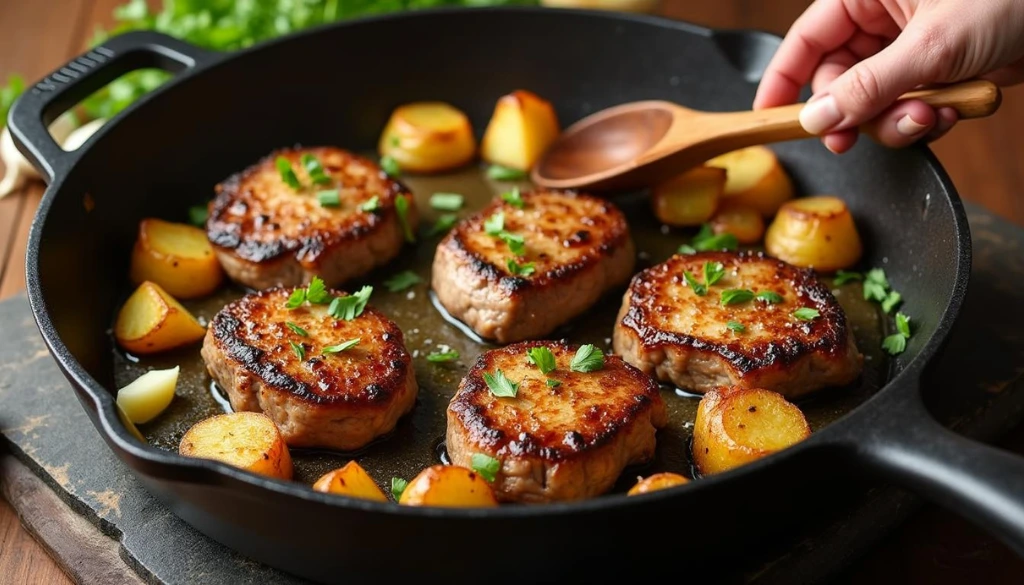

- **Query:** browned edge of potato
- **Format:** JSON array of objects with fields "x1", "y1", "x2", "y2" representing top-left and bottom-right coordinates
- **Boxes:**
[{"x1": 179, "y1": 412, "x2": 293, "y2": 480}]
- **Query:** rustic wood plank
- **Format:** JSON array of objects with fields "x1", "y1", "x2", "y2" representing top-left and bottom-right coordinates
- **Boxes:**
[{"x1": 0, "y1": 184, "x2": 43, "y2": 299}]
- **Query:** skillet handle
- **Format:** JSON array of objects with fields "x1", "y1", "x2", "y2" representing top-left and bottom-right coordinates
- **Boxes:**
[
  {"x1": 850, "y1": 381, "x2": 1024, "y2": 555},
  {"x1": 7, "y1": 31, "x2": 215, "y2": 183}
]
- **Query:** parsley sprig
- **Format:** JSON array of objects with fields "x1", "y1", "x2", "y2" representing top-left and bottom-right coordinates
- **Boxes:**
[
  {"x1": 391, "y1": 477, "x2": 408, "y2": 502},
  {"x1": 384, "y1": 270, "x2": 421, "y2": 292},
  {"x1": 487, "y1": 165, "x2": 527, "y2": 181},
  {"x1": 471, "y1": 453, "x2": 500, "y2": 482},
  {"x1": 328, "y1": 286, "x2": 373, "y2": 320},
  {"x1": 678, "y1": 224, "x2": 739, "y2": 254},
  {"x1": 527, "y1": 347, "x2": 556, "y2": 374},
  {"x1": 883, "y1": 312, "x2": 913, "y2": 355},
  {"x1": 570, "y1": 344, "x2": 604, "y2": 373},
  {"x1": 322, "y1": 338, "x2": 360, "y2": 354},
  {"x1": 483, "y1": 369, "x2": 519, "y2": 398},
  {"x1": 426, "y1": 349, "x2": 460, "y2": 363}
]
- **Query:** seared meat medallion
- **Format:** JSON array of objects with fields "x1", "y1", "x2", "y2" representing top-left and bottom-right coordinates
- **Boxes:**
[
  {"x1": 201, "y1": 287, "x2": 417, "y2": 451},
  {"x1": 446, "y1": 341, "x2": 667, "y2": 503},
  {"x1": 614, "y1": 252, "x2": 862, "y2": 398},
  {"x1": 431, "y1": 189, "x2": 635, "y2": 343},
  {"x1": 207, "y1": 146, "x2": 417, "y2": 290}
]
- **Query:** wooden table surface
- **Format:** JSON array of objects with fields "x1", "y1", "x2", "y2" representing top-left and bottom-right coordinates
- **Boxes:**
[{"x1": 1, "y1": 1, "x2": 1023, "y2": 583}]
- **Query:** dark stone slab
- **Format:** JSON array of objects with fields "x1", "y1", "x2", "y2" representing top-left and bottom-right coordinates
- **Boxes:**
[{"x1": 2, "y1": 201, "x2": 1024, "y2": 585}]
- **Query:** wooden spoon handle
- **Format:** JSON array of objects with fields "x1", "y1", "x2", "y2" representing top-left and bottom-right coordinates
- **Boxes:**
[{"x1": 900, "y1": 80, "x2": 1002, "y2": 119}]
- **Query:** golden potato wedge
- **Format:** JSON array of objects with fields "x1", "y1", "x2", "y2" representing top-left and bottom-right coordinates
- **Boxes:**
[
  {"x1": 764, "y1": 195, "x2": 863, "y2": 271},
  {"x1": 710, "y1": 200, "x2": 766, "y2": 244},
  {"x1": 398, "y1": 465, "x2": 498, "y2": 508},
  {"x1": 706, "y1": 146, "x2": 794, "y2": 217},
  {"x1": 627, "y1": 472, "x2": 689, "y2": 496},
  {"x1": 692, "y1": 386, "x2": 810, "y2": 476},
  {"x1": 130, "y1": 218, "x2": 223, "y2": 299},
  {"x1": 651, "y1": 165, "x2": 725, "y2": 227},
  {"x1": 378, "y1": 102, "x2": 476, "y2": 173},
  {"x1": 179, "y1": 412, "x2": 293, "y2": 480},
  {"x1": 313, "y1": 461, "x2": 388, "y2": 502},
  {"x1": 116, "y1": 366, "x2": 179, "y2": 424},
  {"x1": 480, "y1": 90, "x2": 560, "y2": 171},
  {"x1": 114, "y1": 281, "x2": 206, "y2": 355}
]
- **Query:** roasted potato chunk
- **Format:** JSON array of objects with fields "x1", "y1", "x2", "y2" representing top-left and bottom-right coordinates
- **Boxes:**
[
  {"x1": 706, "y1": 146, "x2": 793, "y2": 217},
  {"x1": 692, "y1": 386, "x2": 810, "y2": 476},
  {"x1": 651, "y1": 165, "x2": 725, "y2": 227},
  {"x1": 116, "y1": 366, "x2": 179, "y2": 424},
  {"x1": 378, "y1": 102, "x2": 476, "y2": 173},
  {"x1": 114, "y1": 281, "x2": 206, "y2": 355},
  {"x1": 710, "y1": 200, "x2": 765, "y2": 244},
  {"x1": 765, "y1": 195, "x2": 863, "y2": 271},
  {"x1": 481, "y1": 90, "x2": 560, "y2": 171},
  {"x1": 179, "y1": 412, "x2": 293, "y2": 480},
  {"x1": 627, "y1": 472, "x2": 689, "y2": 496},
  {"x1": 130, "y1": 218, "x2": 223, "y2": 299},
  {"x1": 398, "y1": 465, "x2": 498, "y2": 508},
  {"x1": 313, "y1": 461, "x2": 388, "y2": 502}
]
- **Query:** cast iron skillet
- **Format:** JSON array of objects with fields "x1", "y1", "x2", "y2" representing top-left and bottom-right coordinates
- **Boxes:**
[{"x1": 9, "y1": 7, "x2": 1024, "y2": 582}]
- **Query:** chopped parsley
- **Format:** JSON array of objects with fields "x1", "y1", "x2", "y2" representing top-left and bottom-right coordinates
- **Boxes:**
[
  {"x1": 289, "y1": 341, "x2": 305, "y2": 360},
  {"x1": 896, "y1": 311, "x2": 912, "y2": 337},
  {"x1": 546, "y1": 378, "x2": 562, "y2": 388},
  {"x1": 507, "y1": 259, "x2": 535, "y2": 276},
  {"x1": 359, "y1": 196, "x2": 380, "y2": 212},
  {"x1": 188, "y1": 204, "x2": 208, "y2": 227},
  {"x1": 328, "y1": 285, "x2": 373, "y2": 320},
  {"x1": 793, "y1": 307, "x2": 820, "y2": 321},
  {"x1": 527, "y1": 347, "x2": 556, "y2": 374},
  {"x1": 276, "y1": 156, "x2": 301, "y2": 189},
  {"x1": 863, "y1": 268, "x2": 890, "y2": 302},
  {"x1": 301, "y1": 153, "x2": 332, "y2": 186},
  {"x1": 683, "y1": 270, "x2": 707, "y2": 296},
  {"x1": 487, "y1": 165, "x2": 528, "y2": 181},
  {"x1": 391, "y1": 477, "x2": 408, "y2": 501},
  {"x1": 703, "y1": 261, "x2": 726, "y2": 287},
  {"x1": 720, "y1": 288, "x2": 755, "y2": 306},
  {"x1": 499, "y1": 232, "x2": 526, "y2": 256},
  {"x1": 483, "y1": 369, "x2": 519, "y2": 398},
  {"x1": 501, "y1": 187, "x2": 525, "y2": 209},
  {"x1": 286, "y1": 288, "x2": 307, "y2": 309},
  {"x1": 881, "y1": 291, "x2": 902, "y2": 314},
  {"x1": 380, "y1": 155, "x2": 401, "y2": 176},
  {"x1": 384, "y1": 270, "x2": 422, "y2": 292},
  {"x1": 755, "y1": 291, "x2": 784, "y2": 304},
  {"x1": 882, "y1": 334, "x2": 907, "y2": 355},
  {"x1": 395, "y1": 195, "x2": 415, "y2": 243},
  {"x1": 484, "y1": 211, "x2": 505, "y2": 235},
  {"x1": 833, "y1": 270, "x2": 863, "y2": 286},
  {"x1": 570, "y1": 344, "x2": 604, "y2": 373},
  {"x1": 306, "y1": 277, "x2": 333, "y2": 304},
  {"x1": 322, "y1": 338, "x2": 360, "y2": 354},
  {"x1": 726, "y1": 321, "x2": 746, "y2": 333},
  {"x1": 428, "y1": 214, "x2": 458, "y2": 237},
  {"x1": 685, "y1": 224, "x2": 739, "y2": 252},
  {"x1": 430, "y1": 192, "x2": 464, "y2": 211},
  {"x1": 316, "y1": 189, "x2": 340, "y2": 207},
  {"x1": 426, "y1": 349, "x2": 460, "y2": 363},
  {"x1": 285, "y1": 322, "x2": 308, "y2": 337},
  {"x1": 471, "y1": 453, "x2": 500, "y2": 482}
]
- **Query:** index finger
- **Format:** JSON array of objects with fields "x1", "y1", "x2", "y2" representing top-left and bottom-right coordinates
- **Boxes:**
[{"x1": 753, "y1": 0, "x2": 857, "y2": 109}]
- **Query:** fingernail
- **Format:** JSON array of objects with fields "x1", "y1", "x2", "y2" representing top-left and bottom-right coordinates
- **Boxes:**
[
  {"x1": 896, "y1": 114, "x2": 928, "y2": 136},
  {"x1": 800, "y1": 95, "x2": 842, "y2": 134}
]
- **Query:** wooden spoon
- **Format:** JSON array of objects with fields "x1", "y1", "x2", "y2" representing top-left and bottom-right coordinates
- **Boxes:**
[{"x1": 531, "y1": 80, "x2": 1001, "y2": 192}]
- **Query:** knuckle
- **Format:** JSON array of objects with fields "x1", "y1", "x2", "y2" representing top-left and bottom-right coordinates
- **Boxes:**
[
  {"x1": 842, "y1": 65, "x2": 882, "y2": 111},
  {"x1": 906, "y1": 24, "x2": 955, "y2": 76}
]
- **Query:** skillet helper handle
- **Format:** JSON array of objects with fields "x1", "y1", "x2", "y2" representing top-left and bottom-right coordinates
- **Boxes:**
[
  {"x1": 852, "y1": 385, "x2": 1024, "y2": 556},
  {"x1": 7, "y1": 31, "x2": 214, "y2": 183}
]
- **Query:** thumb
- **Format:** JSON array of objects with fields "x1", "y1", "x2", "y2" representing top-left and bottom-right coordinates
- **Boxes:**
[{"x1": 799, "y1": 26, "x2": 944, "y2": 135}]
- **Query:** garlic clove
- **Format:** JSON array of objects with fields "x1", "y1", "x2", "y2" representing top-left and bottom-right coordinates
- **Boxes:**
[
  {"x1": 0, "y1": 111, "x2": 78, "y2": 198},
  {"x1": 63, "y1": 118, "x2": 107, "y2": 151}
]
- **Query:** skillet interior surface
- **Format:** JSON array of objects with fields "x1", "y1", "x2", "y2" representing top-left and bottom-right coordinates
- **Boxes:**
[{"x1": 22, "y1": 7, "x2": 969, "y2": 582}]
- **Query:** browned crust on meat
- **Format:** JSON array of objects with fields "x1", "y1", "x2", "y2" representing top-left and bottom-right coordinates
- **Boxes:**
[
  {"x1": 618, "y1": 251, "x2": 852, "y2": 375},
  {"x1": 206, "y1": 287, "x2": 411, "y2": 409},
  {"x1": 447, "y1": 341, "x2": 666, "y2": 461},
  {"x1": 207, "y1": 146, "x2": 412, "y2": 267}
]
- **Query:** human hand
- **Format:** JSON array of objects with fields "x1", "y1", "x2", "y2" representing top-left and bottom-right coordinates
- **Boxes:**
[{"x1": 753, "y1": 0, "x2": 1024, "y2": 153}]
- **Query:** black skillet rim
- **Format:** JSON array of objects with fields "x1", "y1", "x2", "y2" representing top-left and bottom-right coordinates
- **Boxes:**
[{"x1": 24, "y1": 6, "x2": 972, "y2": 520}]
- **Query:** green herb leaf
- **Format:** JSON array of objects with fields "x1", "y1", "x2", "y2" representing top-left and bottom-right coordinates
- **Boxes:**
[
  {"x1": 188, "y1": 204, "x2": 208, "y2": 227},
  {"x1": 882, "y1": 334, "x2": 907, "y2": 355},
  {"x1": 322, "y1": 338, "x2": 360, "y2": 354},
  {"x1": 301, "y1": 153, "x2": 332, "y2": 185},
  {"x1": 306, "y1": 276, "x2": 332, "y2": 305},
  {"x1": 470, "y1": 453, "x2": 500, "y2": 482},
  {"x1": 384, "y1": 270, "x2": 422, "y2": 292},
  {"x1": 0, "y1": 74, "x2": 26, "y2": 128},
  {"x1": 430, "y1": 192, "x2": 464, "y2": 211},
  {"x1": 285, "y1": 288, "x2": 307, "y2": 309},
  {"x1": 276, "y1": 156, "x2": 301, "y2": 189},
  {"x1": 428, "y1": 214, "x2": 458, "y2": 237},
  {"x1": 426, "y1": 349, "x2": 460, "y2": 363},
  {"x1": 895, "y1": 312, "x2": 912, "y2": 338},
  {"x1": 317, "y1": 190, "x2": 341, "y2": 207},
  {"x1": 285, "y1": 322, "x2": 308, "y2": 337},
  {"x1": 683, "y1": 270, "x2": 707, "y2": 296},
  {"x1": 720, "y1": 288, "x2": 755, "y2": 306},
  {"x1": 677, "y1": 244, "x2": 697, "y2": 255},
  {"x1": 289, "y1": 341, "x2": 306, "y2": 360},
  {"x1": 507, "y1": 259, "x2": 536, "y2": 276},
  {"x1": 570, "y1": 344, "x2": 604, "y2": 373},
  {"x1": 499, "y1": 232, "x2": 526, "y2": 256},
  {"x1": 484, "y1": 211, "x2": 505, "y2": 235},
  {"x1": 793, "y1": 307, "x2": 821, "y2": 321},
  {"x1": 881, "y1": 291, "x2": 902, "y2": 314},
  {"x1": 703, "y1": 261, "x2": 726, "y2": 287},
  {"x1": 755, "y1": 291, "x2": 784, "y2": 304},
  {"x1": 483, "y1": 369, "x2": 519, "y2": 398},
  {"x1": 395, "y1": 195, "x2": 414, "y2": 243},
  {"x1": 487, "y1": 165, "x2": 528, "y2": 181},
  {"x1": 865, "y1": 268, "x2": 890, "y2": 289},
  {"x1": 501, "y1": 187, "x2": 525, "y2": 209},
  {"x1": 359, "y1": 196, "x2": 380, "y2": 212},
  {"x1": 863, "y1": 268, "x2": 892, "y2": 303},
  {"x1": 546, "y1": 378, "x2": 562, "y2": 388},
  {"x1": 380, "y1": 155, "x2": 401, "y2": 176},
  {"x1": 327, "y1": 285, "x2": 373, "y2": 320},
  {"x1": 527, "y1": 347, "x2": 556, "y2": 374},
  {"x1": 690, "y1": 224, "x2": 738, "y2": 252},
  {"x1": 391, "y1": 477, "x2": 408, "y2": 501},
  {"x1": 833, "y1": 270, "x2": 863, "y2": 286},
  {"x1": 726, "y1": 321, "x2": 746, "y2": 333}
]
